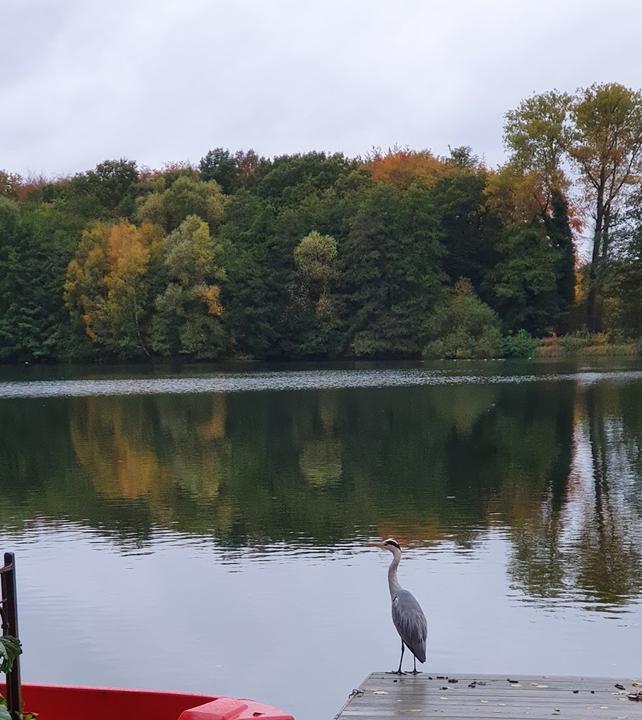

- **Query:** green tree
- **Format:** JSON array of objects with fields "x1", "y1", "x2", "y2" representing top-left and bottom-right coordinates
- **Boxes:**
[
  {"x1": 291, "y1": 231, "x2": 339, "y2": 355},
  {"x1": 339, "y1": 181, "x2": 445, "y2": 356},
  {"x1": 151, "y1": 215, "x2": 225, "y2": 357},
  {"x1": 199, "y1": 148, "x2": 238, "y2": 193},
  {"x1": 610, "y1": 189, "x2": 642, "y2": 336},
  {"x1": 424, "y1": 278, "x2": 501, "y2": 358},
  {"x1": 293, "y1": 230, "x2": 337, "y2": 290},
  {"x1": 490, "y1": 223, "x2": 560, "y2": 334},
  {"x1": 137, "y1": 175, "x2": 226, "y2": 232},
  {"x1": 0, "y1": 199, "x2": 82, "y2": 360},
  {"x1": 66, "y1": 159, "x2": 140, "y2": 219},
  {"x1": 430, "y1": 167, "x2": 491, "y2": 292},
  {"x1": 199, "y1": 148, "x2": 262, "y2": 193},
  {"x1": 253, "y1": 152, "x2": 357, "y2": 207},
  {"x1": 546, "y1": 189, "x2": 576, "y2": 326},
  {"x1": 218, "y1": 191, "x2": 279, "y2": 357}
]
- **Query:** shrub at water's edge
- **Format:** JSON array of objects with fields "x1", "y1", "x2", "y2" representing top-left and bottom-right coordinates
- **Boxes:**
[{"x1": 423, "y1": 279, "x2": 503, "y2": 359}]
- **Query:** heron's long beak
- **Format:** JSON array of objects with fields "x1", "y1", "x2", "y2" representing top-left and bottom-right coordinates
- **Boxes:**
[{"x1": 365, "y1": 542, "x2": 385, "y2": 548}]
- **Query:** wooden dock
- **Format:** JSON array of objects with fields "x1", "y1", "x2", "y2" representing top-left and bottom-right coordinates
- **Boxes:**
[{"x1": 336, "y1": 672, "x2": 642, "y2": 719}]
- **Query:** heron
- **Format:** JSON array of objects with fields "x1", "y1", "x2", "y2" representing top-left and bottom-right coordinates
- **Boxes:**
[{"x1": 368, "y1": 538, "x2": 427, "y2": 674}]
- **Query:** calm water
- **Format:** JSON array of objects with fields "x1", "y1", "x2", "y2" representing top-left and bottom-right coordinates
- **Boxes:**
[{"x1": 1, "y1": 361, "x2": 641, "y2": 720}]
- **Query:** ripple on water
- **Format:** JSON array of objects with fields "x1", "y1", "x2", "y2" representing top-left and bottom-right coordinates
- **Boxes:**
[{"x1": 1, "y1": 368, "x2": 642, "y2": 398}]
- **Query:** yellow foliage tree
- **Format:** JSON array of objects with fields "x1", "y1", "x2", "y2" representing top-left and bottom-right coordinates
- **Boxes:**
[{"x1": 65, "y1": 220, "x2": 163, "y2": 356}]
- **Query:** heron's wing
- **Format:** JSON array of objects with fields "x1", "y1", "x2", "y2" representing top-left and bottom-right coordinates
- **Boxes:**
[{"x1": 392, "y1": 589, "x2": 428, "y2": 663}]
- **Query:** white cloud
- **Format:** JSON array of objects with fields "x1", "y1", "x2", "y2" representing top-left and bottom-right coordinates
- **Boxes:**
[{"x1": 2, "y1": 0, "x2": 642, "y2": 176}]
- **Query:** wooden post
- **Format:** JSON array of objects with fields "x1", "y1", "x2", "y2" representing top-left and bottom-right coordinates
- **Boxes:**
[{"x1": 0, "y1": 552, "x2": 22, "y2": 719}]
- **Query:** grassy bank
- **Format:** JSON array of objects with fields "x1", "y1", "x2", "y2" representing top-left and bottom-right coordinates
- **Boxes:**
[{"x1": 535, "y1": 333, "x2": 640, "y2": 359}]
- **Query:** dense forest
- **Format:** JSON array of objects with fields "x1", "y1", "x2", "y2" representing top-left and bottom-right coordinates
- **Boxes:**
[{"x1": 1, "y1": 82, "x2": 641, "y2": 362}]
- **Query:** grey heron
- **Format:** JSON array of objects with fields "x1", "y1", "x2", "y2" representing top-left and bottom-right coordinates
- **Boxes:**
[{"x1": 368, "y1": 538, "x2": 427, "y2": 674}]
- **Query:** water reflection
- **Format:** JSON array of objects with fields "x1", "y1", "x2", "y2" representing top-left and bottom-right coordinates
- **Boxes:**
[{"x1": 1, "y1": 374, "x2": 641, "y2": 611}]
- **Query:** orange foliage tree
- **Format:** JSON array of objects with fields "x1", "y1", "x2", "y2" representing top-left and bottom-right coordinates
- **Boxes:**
[{"x1": 366, "y1": 147, "x2": 448, "y2": 188}]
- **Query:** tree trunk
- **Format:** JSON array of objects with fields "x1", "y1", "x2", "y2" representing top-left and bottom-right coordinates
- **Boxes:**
[{"x1": 586, "y1": 192, "x2": 604, "y2": 332}]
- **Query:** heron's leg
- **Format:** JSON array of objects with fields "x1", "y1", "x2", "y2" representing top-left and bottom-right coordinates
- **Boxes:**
[
  {"x1": 412, "y1": 655, "x2": 421, "y2": 674},
  {"x1": 395, "y1": 641, "x2": 405, "y2": 674}
]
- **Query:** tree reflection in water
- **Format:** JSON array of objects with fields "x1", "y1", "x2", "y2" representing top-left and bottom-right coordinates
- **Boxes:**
[{"x1": 0, "y1": 374, "x2": 640, "y2": 610}]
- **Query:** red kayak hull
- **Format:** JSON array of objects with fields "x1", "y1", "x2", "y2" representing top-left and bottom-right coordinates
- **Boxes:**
[{"x1": 0, "y1": 683, "x2": 294, "y2": 720}]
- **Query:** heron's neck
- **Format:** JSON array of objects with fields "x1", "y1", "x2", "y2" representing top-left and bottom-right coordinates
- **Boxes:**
[{"x1": 388, "y1": 551, "x2": 401, "y2": 597}]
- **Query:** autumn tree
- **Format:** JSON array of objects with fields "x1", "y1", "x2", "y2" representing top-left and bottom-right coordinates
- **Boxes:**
[
  {"x1": 568, "y1": 83, "x2": 642, "y2": 331},
  {"x1": 64, "y1": 220, "x2": 162, "y2": 357},
  {"x1": 367, "y1": 147, "x2": 447, "y2": 188},
  {"x1": 150, "y1": 215, "x2": 225, "y2": 358},
  {"x1": 504, "y1": 91, "x2": 571, "y2": 201}
]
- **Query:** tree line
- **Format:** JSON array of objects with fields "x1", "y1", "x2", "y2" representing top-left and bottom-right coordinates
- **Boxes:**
[{"x1": 1, "y1": 82, "x2": 641, "y2": 362}]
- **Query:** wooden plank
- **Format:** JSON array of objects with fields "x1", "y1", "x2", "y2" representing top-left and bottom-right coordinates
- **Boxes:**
[{"x1": 335, "y1": 673, "x2": 642, "y2": 720}]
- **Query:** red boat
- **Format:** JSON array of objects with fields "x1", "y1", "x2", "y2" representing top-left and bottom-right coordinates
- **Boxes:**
[{"x1": 0, "y1": 683, "x2": 294, "y2": 720}]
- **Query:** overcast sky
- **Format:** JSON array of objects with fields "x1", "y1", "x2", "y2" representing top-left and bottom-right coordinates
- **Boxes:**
[{"x1": 2, "y1": 0, "x2": 642, "y2": 178}]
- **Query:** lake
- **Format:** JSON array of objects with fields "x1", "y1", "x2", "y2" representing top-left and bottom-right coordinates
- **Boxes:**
[{"x1": 1, "y1": 360, "x2": 641, "y2": 720}]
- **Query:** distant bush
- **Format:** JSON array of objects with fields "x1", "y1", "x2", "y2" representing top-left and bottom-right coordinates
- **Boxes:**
[
  {"x1": 501, "y1": 330, "x2": 537, "y2": 358},
  {"x1": 424, "y1": 279, "x2": 502, "y2": 359}
]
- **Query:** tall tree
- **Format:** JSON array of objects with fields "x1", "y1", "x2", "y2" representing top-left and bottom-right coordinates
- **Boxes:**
[
  {"x1": 339, "y1": 181, "x2": 445, "y2": 355},
  {"x1": 569, "y1": 83, "x2": 642, "y2": 331},
  {"x1": 504, "y1": 91, "x2": 576, "y2": 323}
]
